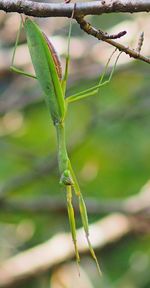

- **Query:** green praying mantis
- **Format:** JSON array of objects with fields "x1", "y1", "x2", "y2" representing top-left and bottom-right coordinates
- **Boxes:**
[{"x1": 10, "y1": 15, "x2": 121, "y2": 275}]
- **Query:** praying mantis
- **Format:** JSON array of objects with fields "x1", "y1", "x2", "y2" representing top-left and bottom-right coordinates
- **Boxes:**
[{"x1": 10, "y1": 15, "x2": 120, "y2": 275}]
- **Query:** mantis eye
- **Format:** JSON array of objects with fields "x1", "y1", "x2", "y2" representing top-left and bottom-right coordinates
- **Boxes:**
[{"x1": 43, "y1": 32, "x2": 62, "y2": 80}]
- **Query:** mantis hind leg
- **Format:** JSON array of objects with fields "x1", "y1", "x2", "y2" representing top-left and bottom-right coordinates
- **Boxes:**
[
  {"x1": 79, "y1": 194, "x2": 102, "y2": 276},
  {"x1": 68, "y1": 160, "x2": 102, "y2": 275},
  {"x1": 66, "y1": 185, "x2": 80, "y2": 267}
]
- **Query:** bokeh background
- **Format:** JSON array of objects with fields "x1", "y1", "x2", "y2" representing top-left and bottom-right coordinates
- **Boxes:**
[{"x1": 0, "y1": 1, "x2": 150, "y2": 287}]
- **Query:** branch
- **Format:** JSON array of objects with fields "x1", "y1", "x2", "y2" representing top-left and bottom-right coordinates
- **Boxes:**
[
  {"x1": 1, "y1": 197, "x2": 124, "y2": 215},
  {"x1": 0, "y1": 213, "x2": 131, "y2": 287},
  {"x1": 1, "y1": 181, "x2": 150, "y2": 216},
  {"x1": 75, "y1": 17, "x2": 150, "y2": 64},
  {"x1": 0, "y1": 186, "x2": 150, "y2": 286},
  {"x1": 1, "y1": 1, "x2": 150, "y2": 64},
  {"x1": 1, "y1": 0, "x2": 150, "y2": 17},
  {"x1": 0, "y1": 209, "x2": 149, "y2": 287}
]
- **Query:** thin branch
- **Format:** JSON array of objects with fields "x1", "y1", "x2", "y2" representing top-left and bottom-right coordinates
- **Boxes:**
[
  {"x1": 0, "y1": 187, "x2": 150, "y2": 286},
  {"x1": 0, "y1": 197, "x2": 124, "y2": 215},
  {"x1": 1, "y1": 181, "x2": 150, "y2": 216},
  {"x1": 136, "y1": 32, "x2": 144, "y2": 53},
  {"x1": 0, "y1": 209, "x2": 149, "y2": 287},
  {"x1": 75, "y1": 17, "x2": 150, "y2": 64},
  {"x1": 1, "y1": 0, "x2": 150, "y2": 18}
]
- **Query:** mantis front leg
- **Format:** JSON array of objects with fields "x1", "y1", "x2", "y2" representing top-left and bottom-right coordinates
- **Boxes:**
[
  {"x1": 55, "y1": 121, "x2": 80, "y2": 265},
  {"x1": 68, "y1": 160, "x2": 102, "y2": 275},
  {"x1": 55, "y1": 121, "x2": 101, "y2": 275},
  {"x1": 67, "y1": 185, "x2": 80, "y2": 265},
  {"x1": 10, "y1": 18, "x2": 37, "y2": 79}
]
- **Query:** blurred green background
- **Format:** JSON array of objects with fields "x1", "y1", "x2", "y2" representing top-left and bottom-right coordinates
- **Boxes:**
[{"x1": 0, "y1": 5, "x2": 150, "y2": 288}]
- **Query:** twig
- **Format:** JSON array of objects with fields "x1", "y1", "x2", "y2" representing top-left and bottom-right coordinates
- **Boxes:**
[
  {"x1": 1, "y1": 181, "x2": 150, "y2": 216},
  {"x1": 98, "y1": 30, "x2": 127, "y2": 40},
  {"x1": 75, "y1": 17, "x2": 150, "y2": 64},
  {"x1": 136, "y1": 32, "x2": 144, "y2": 53},
  {"x1": 1, "y1": 197, "x2": 124, "y2": 215},
  {"x1": 1, "y1": 0, "x2": 150, "y2": 18}
]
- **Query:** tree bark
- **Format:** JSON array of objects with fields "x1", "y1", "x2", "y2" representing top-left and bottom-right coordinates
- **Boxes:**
[{"x1": 1, "y1": 0, "x2": 150, "y2": 18}]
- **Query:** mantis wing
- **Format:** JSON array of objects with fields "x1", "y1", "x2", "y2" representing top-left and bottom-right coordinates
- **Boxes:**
[{"x1": 24, "y1": 18, "x2": 65, "y2": 124}]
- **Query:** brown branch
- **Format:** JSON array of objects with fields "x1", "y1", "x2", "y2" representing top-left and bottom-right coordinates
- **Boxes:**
[
  {"x1": 0, "y1": 186, "x2": 150, "y2": 287},
  {"x1": 1, "y1": 181, "x2": 150, "y2": 216},
  {"x1": 1, "y1": 1, "x2": 150, "y2": 65},
  {"x1": 75, "y1": 17, "x2": 150, "y2": 64},
  {"x1": 1, "y1": 0, "x2": 150, "y2": 18},
  {"x1": 100, "y1": 30, "x2": 127, "y2": 40},
  {"x1": 136, "y1": 32, "x2": 144, "y2": 53},
  {"x1": 0, "y1": 197, "x2": 124, "y2": 215},
  {"x1": 0, "y1": 209, "x2": 149, "y2": 287},
  {"x1": 0, "y1": 213, "x2": 131, "y2": 287}
]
